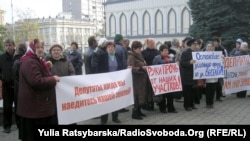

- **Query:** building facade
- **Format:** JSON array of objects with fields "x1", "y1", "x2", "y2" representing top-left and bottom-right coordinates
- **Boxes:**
[
  {"x1": 62, "y1": 0, "x2": 106, "y2": 35},
  {"x1": 38, "y1": 17, "x2": 96, "y2": 53},
  {"x1": 0, "y1": 7, "x2": 4, "y2": 25},
  {"x1": 105, "y1": 0, "x2": 192, "y2": 48}
]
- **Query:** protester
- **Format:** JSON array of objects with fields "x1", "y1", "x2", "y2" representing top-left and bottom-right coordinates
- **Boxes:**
[
  {"x1": 152, "y1": 44, "x2": 178, "y2": 113},
  {"x1": 180, "y1": 39, "x2": 198, "y2": 111},
  {"x1": 234, "y1": 42, "x2": 249, "y2": 98},
  {"x1": 123, "y1": 38, "x2": 131, "y2": 51},
  {"x1": 95, "y1": 41, "x2": 123, "y2": 124},
  {"x1": 229, "y1": 38, "x2": 243, "y2": 57},
  {"x1": 128, "y1": 41, "x2": 147, "y2": 120},
  {"x1": 67, "y1": 41, "x2": 83, "y2": 75},
  {"x1": 12, "y1": 43, "x2": 27, "y2": 138},
  {"x1": 114, "y1": 34, "x2": 130, "y2": 113},
  {"x1": 46, "y1": 44, "x2": 75, "y2": 77},
  {"x1": 141, "y1": 38, "x2": 160, "y2": 111},
  {"x1": 0, "y1": 39, "x2": 15, "y2": 133},
  {"x1": 17, "y1": 39, "x2": 60, "y2": 141},
  {"x1": 213, "y1": 37, "x2": 228, "y2": 101},
  {"x1": 84, "y1": 36, "x2": 98, "y2": 74},
  {"x1": 204, "y1": 41, "x2": 218, "y2": 108}
]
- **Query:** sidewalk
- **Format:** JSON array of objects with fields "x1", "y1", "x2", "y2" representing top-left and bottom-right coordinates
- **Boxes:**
[{"x1": 1, "y1": 93, "x2": 250, "y2": 140}]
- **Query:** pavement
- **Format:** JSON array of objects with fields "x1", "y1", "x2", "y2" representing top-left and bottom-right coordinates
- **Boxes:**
[{"x1": 1, "y1": 92, "x2": 250, "y2": 140}]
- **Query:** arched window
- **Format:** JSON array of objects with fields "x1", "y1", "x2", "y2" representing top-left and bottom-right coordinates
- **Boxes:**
[
  {"x1": 182, "y1": 8, "x2": 190, "y2": 33},
  {"x1": 109, "y1": 14, "x2": 116, "y2": 37},
  {"x1": 120, "y1": 14, "x2": 127, "y2": 36},
  {"x1": 155, "y1": 10, "x2": 163, "y2": 35},
  {"x1": 143, "y1": 11, "x2": 150, "y2": 35},
  {"x1": 131, "y1": 12, "x2": 138, "y2": 36},
  {"x1": 168, "y1": 9, "x2": 176, "y2": 34}
]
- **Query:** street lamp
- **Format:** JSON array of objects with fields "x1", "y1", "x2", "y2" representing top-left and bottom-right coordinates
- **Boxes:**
[{"x1": 11, "y1": 0, "x2": 15, "y2": 41}]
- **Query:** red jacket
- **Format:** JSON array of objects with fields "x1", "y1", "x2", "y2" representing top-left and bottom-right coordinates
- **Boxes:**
[{"x1": 17, "y1": 57, "x2": 57, "y2": 118}]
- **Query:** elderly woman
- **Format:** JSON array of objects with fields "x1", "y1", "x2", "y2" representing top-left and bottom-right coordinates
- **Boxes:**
[
  {"x1": 45, "y1": 44, "x2": 75, "y2": 77},
  {"x1": 204, "y1": 41, "x2": 218, "y2": 108},
  {"x1": 128, "y1": 41, "x2": 148, "y2": 120},
  {"x1": 234, "y1": 42, "x2": 249, "y2": 98},
  {"x1": 152, "y1": 44, "x2": 178, "y2": 113},
  {"x1": 17, "y1": 39, "x2": 60, "y2": 141},
  {"x1": 94, "y1": 41, "x2": 123, "y2": 125}
]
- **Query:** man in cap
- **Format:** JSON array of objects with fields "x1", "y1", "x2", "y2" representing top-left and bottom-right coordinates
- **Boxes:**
[
  {"x1": 0, "y1": 39, "x2": 16, "y2": 133},
  {"x1": 229, "y1": 38, "x2": 243, "y2": 57},
  {"x1": 114, "y1": 34, "x2": 129, "y2": 113},
  {"x1": 180, "y1": 39, "x2": 198, "y2": 111}
]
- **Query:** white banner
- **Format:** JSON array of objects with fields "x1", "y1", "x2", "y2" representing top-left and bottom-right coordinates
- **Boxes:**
[
  {"x1": 223, "y1": 55, "x2": 250, "y2": 94},
  {"x1": 192, "y1": 51, "x2": 224, "y2": 79},
  {"x1": 56, "y1": 69, "x2": 134, "y2": 124},
  {"x1": 146, "y1": 63, "x2": 182, "y2": 95}
]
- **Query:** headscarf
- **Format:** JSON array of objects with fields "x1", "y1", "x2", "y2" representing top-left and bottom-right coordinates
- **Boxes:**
[{"x1": 20, "y1": 39, "x2": 51, "y2": 74}]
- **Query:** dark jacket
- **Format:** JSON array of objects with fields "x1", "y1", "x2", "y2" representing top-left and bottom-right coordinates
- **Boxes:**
[
  {"x1": 152, "y1": 54, "x2": 174, "y2": 65},
  {"x1": 84, "y1": 46, "x2": 96, "y2": 74},
  {"x1": 115, "y1": 43, "x2": 127, "y2": 69},
  {"x1": 142, "y1": 48, "x2": 160, "y2": 66},
  {"x1": 95, "y1": 48, "x2": 123, "y2": 73},
  {"x1": 17, "y1": 57, "x2": 57, "y2": 118},
  {"x1": 0, "y1": 51, "x2": 14, "y2": 86},
  {"x1": 68, "y1": 50, "x2": 83, "y2": 75},
  {"x1": 234, "y1": 50, "x2": 249, "y2": 56},
  {"x1": 215, "y1": 45, "x2": 228, "y2": 57},
  {"x1": 45, "y1": 54, "x2": 75, "y2": 76},
  {"x1": 180, "y1": 48, "x2": 196, "y2": 85},
  {"x1": 12, "y1": 54, "x2": 23, "y2": 103}
]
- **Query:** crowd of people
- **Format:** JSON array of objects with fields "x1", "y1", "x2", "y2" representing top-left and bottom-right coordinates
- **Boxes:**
[{"x1": 0, "y1": 34, "x2": 249, "y2": 140}]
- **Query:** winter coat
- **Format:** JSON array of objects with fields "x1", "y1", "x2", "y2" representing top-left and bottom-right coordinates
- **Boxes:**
[
  {"x1": 142, "y1": 48, "x2": 160, "y2": 66},
  {"x1": 0, "y1": 51, "x2": 14, "y2": 87},
  {"x1": 84, "y1": 46, "x2": 96, "y2": 74},
  {"x1": 127, "y1": 51, "x2": 147, "y2": 105},
  {"x1": 45, "y1": 54, "x2": 75, "y2": 76},
  {"x1": 94, "y1": 47, "x2": 123, "y2": 73},
  {"x1": 17, "y1": 57, "x2": 57, "y2": 118},
  {"x1": 180, "y1": 48, "x2": 196, "y2": 85},
  {"x1": 68, "y1": 50, "x2": 83, "y2": 75},
  {"x1": 115, "y1": 43, "x2": 127, "y2": 69}
]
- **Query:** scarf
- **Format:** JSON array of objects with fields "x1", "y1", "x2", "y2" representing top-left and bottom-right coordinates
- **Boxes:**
[
  {"x1": 20, "y1": 41, "x2": 51, "y2": 74},
  {"x1": 163, "y1": 55, "x2": 171, "y2": 63},
  {"x1": 108, "y1": 52, "x2": 115, "y2": 61}
]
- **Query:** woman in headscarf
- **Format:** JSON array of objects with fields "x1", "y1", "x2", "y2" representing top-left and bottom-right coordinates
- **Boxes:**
[{"x1": 17, "y1": 39, "x2": 60, "y2": 141}]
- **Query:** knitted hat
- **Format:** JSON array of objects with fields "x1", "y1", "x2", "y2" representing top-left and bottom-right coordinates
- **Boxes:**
[
  {"x1": 114, "y1": 34, "x2": 123, "y2": 43},
  {"x1": 98, "y1": 38, "x2": 108, "y2": 48},
  {"x1": 49, "y1": 44, "x2": 63, "y2": 54}
]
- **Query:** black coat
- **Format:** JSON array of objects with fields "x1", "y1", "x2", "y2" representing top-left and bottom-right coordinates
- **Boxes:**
[
  {"x1": 94, "y1": 48, "x2": 123, "y2": 73},
  {"x1": 0, "y1": 51, "x2": 14, "y2": 86},
  {"x1": 142, "y1": 48, "x2": 160, "y2": 66},
  {"x1": 180, "y1": 48, "x2": 196, "y2": 85}
]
